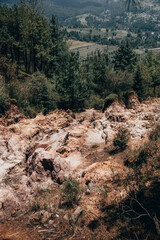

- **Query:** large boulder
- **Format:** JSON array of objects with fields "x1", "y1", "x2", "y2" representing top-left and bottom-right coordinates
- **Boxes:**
[
  {"x1": 26, "y1": 148, "x2": 69, "y2": 184},
  {"x1": 105, "y1": 103, "x2": 128, "y2": 122}
]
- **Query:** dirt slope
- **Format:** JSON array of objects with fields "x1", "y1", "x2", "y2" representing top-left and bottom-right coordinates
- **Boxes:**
[{"x1": 0, "y1": 97, "x2": 159, "y2": 239}]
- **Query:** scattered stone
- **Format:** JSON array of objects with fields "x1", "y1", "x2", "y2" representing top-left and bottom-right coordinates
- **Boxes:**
[
  {"x1": 81, "y1": 171, "x2": 86, "y2": 178},
  {"x1": 85, "y1": 188, "x2": 90, "y2": 195},
  {"x1": 40, "y1": 210, "x2": 52, "y2": 223},
  {"x1": 29, "y1": 212, "x2": 41, "y2": 225},
  {"x1": 63, "y1": 213, "x2": 69, "y2": 221},
  {"x1": 48, "y1": 219, "x2": 54, "y2": 226},
  {"x1": 85, "y1": 180, "x2": 91, "y2": 186},
  {"x1": 72, "y1": 207, "x2": 83, "y2": 223},
  {"x1": 0, "y1": 98, "x2": 159, "y2": 223},
  {"x1": 57, "y1": 118, "x2": 70, "y2": 128},
  {"x1": 11, "y1": 209, "x2": 17, "y2": 217},
  {"x1": 29, "y1": 210, "x2": 52, "y2": 225}
]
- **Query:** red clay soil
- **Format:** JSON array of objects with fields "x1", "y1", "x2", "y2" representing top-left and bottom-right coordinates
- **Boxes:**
[{"x1": 0, "y1": 220, "x2": 40, "y2": 240}]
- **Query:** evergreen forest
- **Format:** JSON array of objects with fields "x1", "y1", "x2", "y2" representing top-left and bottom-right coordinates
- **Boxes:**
[{"x1": 0, "y1": 0, "x2": 160, "y2": 117}]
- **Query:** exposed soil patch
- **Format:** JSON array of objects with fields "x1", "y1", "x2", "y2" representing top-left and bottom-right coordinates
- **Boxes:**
[
  {"x1": 0, "y1": 220, "x2": 39, "y2": 240},
  {"x1": 0, "y1": 98, "x2": 159, "y2": 239}
]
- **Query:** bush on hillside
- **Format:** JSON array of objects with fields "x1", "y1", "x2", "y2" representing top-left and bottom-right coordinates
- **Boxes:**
[
  {"x1": 149, "y1": 124, "x2": 160, "y2": 142},
  {"x1": 60, "y1": 176, "x2": 81, "y2": 207},
  {"x1": 17, "y1": 72, "x2": 59, "y2": 117},
  {"x1": 0, "y1": 94, "x2": 6, "y2": 115},
  {"x1": 113, "y1": 126, "x2": 130, "y2": 151},
  {"x1": 85, "y1": 94, "x2": 104, "y2": 110},
  {"x1": 102, "y1": 93, "x2": 118, "y2": 112}
]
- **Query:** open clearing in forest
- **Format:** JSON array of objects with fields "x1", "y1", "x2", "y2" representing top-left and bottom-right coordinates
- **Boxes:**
[
  {"x1": 68, "y1": 40, "x2": 117, "y2": 57},
  {"x1": 69, "y1": 40, "x2": 160, "y2": 58}
]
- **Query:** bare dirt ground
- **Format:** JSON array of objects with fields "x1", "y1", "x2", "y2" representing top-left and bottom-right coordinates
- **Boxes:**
[{"x1": 0, "y1": 96, "x2": 159, "y2": 239}]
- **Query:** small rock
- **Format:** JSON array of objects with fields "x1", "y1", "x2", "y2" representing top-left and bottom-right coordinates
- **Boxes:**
[
  {"x1": 0, "y1": 202, "x2": 3, "y2": 209},
  {"x1": 41, "y1": 211, "x2": 52, "y2": 223},
  {"x1": 57, "y1": 118, "x2": 70, "y2": 128},
  {"x1": 63, "y1": 213, "x2": 69, "y2": 221},
  {"x1": 56, "y1": 170, "x2": 65, "y2": 184},
  {"x1": 14, "y1": 184, "x2": 19, "y2": 190},
  {"x1": 72, "y1": 207, "x2": 83, "y2": 223},
  {"x1": 48, "y1": 220, "x2": 54, "y2": 226},
  {"x1": 81, "y1": 171, "x2": 86, "y2": 178},
  {"x1": 29, "y1": 212, "x2": 41, "y2": 225},
  {"x1": 85, "y1": 180, "x2": 90, "y2": 186},
  {"x1": 85, "y1": 188, "x2": 90, "y2": 195},
  {"x1": 11, "y1": 210, "x2": 17, "y2": 217}
]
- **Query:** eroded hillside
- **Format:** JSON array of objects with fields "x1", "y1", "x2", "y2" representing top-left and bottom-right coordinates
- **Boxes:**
[{"x1": 0, "y1": 96, "x2": 159, "y2": 239}]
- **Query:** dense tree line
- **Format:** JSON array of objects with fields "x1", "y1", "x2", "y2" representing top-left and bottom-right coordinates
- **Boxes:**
[
  {"x1": 68, "y1": 27, "x2": 160, "y2": 49},
  {"x1": 0, "y1": 1, "x2": 160, "y2": 116},
  {"x1": 0, "y1": 1, "x2": 67, "y2": 75}
]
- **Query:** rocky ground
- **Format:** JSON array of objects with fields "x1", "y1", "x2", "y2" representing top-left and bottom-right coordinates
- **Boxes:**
[{"x1": 0, "y1": 95, "x2": 159, "y2": 240}]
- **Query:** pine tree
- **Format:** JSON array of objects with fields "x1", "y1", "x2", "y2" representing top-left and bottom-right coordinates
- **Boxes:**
[
  {"x1": 56, "y1": 53, "x2": 88, "y2": 110},
  {"x1": 0, "y1": 1, "x2": 53, "y2": 73},
  {"x1": 113, "y1": 41, "x2": 137, "y2": 72},
  {"x1": 144, "y1": 52, "x2": 160, "y2": 96},
  {"x1": 28, "y1": 72, "x2": 56, "y2": 114},
  {"x1": 133, "y1": 63, "x2": 152, "y2": 100},
  {"x1": 49, "y1": 15, "x2": 68, "y2": 76},
  {"x1": 88, "y1": 51, "x2": 110, "y2": 98}
]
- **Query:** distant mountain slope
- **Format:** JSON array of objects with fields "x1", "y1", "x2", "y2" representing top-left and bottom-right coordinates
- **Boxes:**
[
  {"x1": 0, "y1": 0, "x2": 18, "y2": 4},
  {"x1": 52, "y1": 0, "x2": 102, "y2": 8},
  {"x1": 0, "y1": 0, "x2": 107, "y2": 21},
  {"x1": 0, "y1": 0, "x2": 104, "y2": 8}
]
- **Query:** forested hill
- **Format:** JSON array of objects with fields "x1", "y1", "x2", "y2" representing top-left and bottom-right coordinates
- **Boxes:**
[
  {"x1": 0, "y1": 0, "x2": 160, "y2": 118},
  {"x1": 0, "y1": 0, "x2": 104, "y2": 8},
  {"x1": 0, "y1": 0, "x2": 18, "y2": 4},
  {"x1": 49, "y1": 0, "x2": 102, "y2": 8},
  {"x1": 0, "y1": 0, "x2": 123, "y2": 21},
  {"x1": 0, "y1": 0, "x2": 104, "y2": 7}
]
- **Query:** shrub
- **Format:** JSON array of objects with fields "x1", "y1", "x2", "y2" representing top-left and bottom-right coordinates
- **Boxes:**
[
  {"x1": 123, "y1": 91, "x2": 137, "y2": 109},
  {"x1": 102, "y1": 93, "x2": 118, "y2": 112},
  {"x1": 60, "y1": 176, "x2": 81, "y2": 207},
  {"x1": 137, "y1": 144, "x2": 155, "y2": 164},
  {"x1": 86, "y1": 94, "x2": 104, "y2": 110},
  {"x1": 113, "y1": 126, "x2": 130, "y2": 151},
  {"x1": 0, "y1": 94, "x2": 6, "y2": 115},
  {"x1": 17, "y1": 72, "x2": 58, "y2": 116},
  {"x1": 149, "y1": 124, "x2": 160, "y2": 142}
]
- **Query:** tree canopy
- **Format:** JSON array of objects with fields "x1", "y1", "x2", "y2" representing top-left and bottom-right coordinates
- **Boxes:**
[{"x1": 0, "y1": 0, "x2": 159, "y2": 116}]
